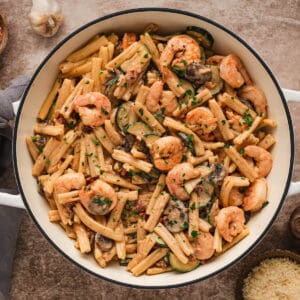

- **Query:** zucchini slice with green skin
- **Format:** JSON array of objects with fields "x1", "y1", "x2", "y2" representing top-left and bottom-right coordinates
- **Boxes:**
[
  {"x1": 200, "y1": 46, "x2": 206, "y2": 64},
  {"x1": 178, "y1": 132, "x2": 196, "y2": 156},
  {"x1": 105, "y1": 75, "x2": 119, "y2": 99},
  {"x1": 208, "y1": 65, "x2": 224, "y2": 95},
  {"x1": 116, "y1": 102, "x2": 137, "y2": 133},
  {"x1": 198, "y1": 178, "x2": 214, "y2": 208},
  {"x1": 184, "y1": 176, "x2": 202, "y2": 195},
  {"x1": 127, "y1": 122, "x2": 152, "y2": 139},
  {"x1": 168, "y1": 252, "x2": 200, "y2": 273},
  {"x1": 186, "y1": 26, "x2": 214, "y2": 49}
]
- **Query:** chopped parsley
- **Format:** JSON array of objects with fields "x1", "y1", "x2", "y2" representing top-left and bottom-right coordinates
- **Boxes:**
[
  {"x1": 101, "y1": 107, "x2": 109, "y2": 115},
  {"x1": 31, "y1": 135, "x2": 38, "y2": 142},
  {"x1": 181, "y1": 221, "x2": 188, "y2": 230},
  {"x1": 172, "y1": 65, "x2": 186, "y2": 77},
  {"x1": 91, "y1": 137, "x2": 100, "y2": 145},
  {"x1": 240, "y1": 148, "x2": 245, "y2": 156},
  {"x1": 221, "y1": 119, "x2": 226, "y2": 125},
  {"x1": 138, "y1": 108, "x2": 144, "y2": 116},
  {"x1": 243, "y1": 110, "x2": 254, "y2": 127},
  {"x1": 262, "y1": 201, "x2": 269, "y2": 208},
  {"x1": 92, "y1": 196, "x2": 112, "y2": 206},
  {"x1": 189, "y1": 202, "x2": 196, "y2": 211},
  {"x1": 177, "y1": 81, "x2": 183, "y2": 87},
  {"x1": 191, "y1": 230, "x2": 199, "y2": 238},
  {"x1": 144, "y1": 53, "x2": 149, "y2": 58},
  {"x1": 85, "y1": 152, "x2": 93, "y2": 157}
]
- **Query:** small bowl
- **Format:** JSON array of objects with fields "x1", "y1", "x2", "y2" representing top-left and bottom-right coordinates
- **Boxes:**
[
  {"x1": 235, "y1": 249, "x2": 300, "y2": 300},
  {"x1": 0, "y1": 14, "x2": 8, "y2": 55}
]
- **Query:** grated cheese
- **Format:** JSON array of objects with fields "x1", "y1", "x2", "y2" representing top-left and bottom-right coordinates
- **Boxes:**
[{"x1": 243, "y1": 258, "x2": 300, "y2": 300}]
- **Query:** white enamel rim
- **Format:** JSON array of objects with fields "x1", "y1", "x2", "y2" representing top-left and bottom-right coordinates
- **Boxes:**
[{"x1": 2, "y1": 8, "x2": 300, "y2": 289}]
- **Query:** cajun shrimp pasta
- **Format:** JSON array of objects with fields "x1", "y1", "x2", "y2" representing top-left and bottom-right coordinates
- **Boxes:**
[{"x1": 26, "y1": 24, "x2": 276, "y2": 275}]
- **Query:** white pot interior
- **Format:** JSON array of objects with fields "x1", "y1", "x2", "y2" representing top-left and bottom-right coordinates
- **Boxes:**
[{"x1": 15, "y1": 9, "x2": 292, "y2": 288}]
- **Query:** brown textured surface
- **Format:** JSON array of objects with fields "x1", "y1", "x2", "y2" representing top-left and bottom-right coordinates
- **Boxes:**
[{"x1": 0, "y1": 0, "x2": 299, "y2": 299}]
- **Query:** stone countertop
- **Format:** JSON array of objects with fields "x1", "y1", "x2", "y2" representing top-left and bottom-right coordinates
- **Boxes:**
[{"x1": 0, "y1": 0, "x2": 299, "y2": 299}]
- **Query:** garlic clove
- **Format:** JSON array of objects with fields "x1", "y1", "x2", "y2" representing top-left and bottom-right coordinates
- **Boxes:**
[{"x1": 28, "y1": 0, "x2": 63, "y2": 38}]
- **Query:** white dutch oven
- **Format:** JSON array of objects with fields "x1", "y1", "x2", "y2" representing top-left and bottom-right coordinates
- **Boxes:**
[{"x1": 1, "y1": 8, "x2": 300, "y2": 288}]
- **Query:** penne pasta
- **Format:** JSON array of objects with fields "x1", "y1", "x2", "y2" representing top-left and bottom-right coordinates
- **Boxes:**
[
  {"x1": 37, "y1": 78, "x2": 61, "y2": 120},
  {"x1": 224, "y1": 146, "x2": 258, "y2": 182},
  {"x1": 67, "y1": 35, "x2": 109, "y2": 62},
  {"x1": 209, "y1": 99, "x2": 234, "y2": 141},
  {"x1": 144, "y1": 192, "x2": 170, "y2": 232}
]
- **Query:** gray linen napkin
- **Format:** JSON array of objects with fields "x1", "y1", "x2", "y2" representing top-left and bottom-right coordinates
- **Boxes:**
[{"x1": 0, "y1": 75, "x2": 30, "y2": 300}]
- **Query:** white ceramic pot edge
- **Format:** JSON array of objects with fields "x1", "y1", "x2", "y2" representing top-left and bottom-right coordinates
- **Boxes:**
[{"x1": 0, "y1": 87, "x2": 300, "y2": 209}]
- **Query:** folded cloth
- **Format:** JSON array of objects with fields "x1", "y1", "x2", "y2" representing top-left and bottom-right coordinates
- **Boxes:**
[
  {"x1": 0, "y1": 75, "x2": 30, "y2": 300},
  {"x1": 0, "y1": 76, "x2": 29, "y2": 176}
]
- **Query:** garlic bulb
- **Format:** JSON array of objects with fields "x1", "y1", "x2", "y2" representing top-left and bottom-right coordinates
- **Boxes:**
[{"x1": 28, "y1": 0, "x2": 63, "y2": 37}]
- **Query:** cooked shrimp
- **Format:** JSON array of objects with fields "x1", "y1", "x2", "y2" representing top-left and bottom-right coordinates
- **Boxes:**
[
  {"x1": 122, "y1": 33, "x2": 136, "y2": 50},
  {"x1": 145, "y1": 80, "x2": 163, "y2": 113},
  {"x1": 79, "y1": 179, "x2": 117, "y2": 215},
  {"x1": 186, "y1": 107, "x2": 217, "y2": 137},
  {"x1": 160, "y1": 91, "x2": 178, "y2": 116},
  {"x1": 72, "y1": 92, "x2": 111, "y2": 127},
  {"x1": 53, "y1": 172, "x2": 86, "y2": 194},
  {"x1": 220, "y1": 54, "x2": 252, "y2": 88},
  {"x1": 244, "y1": 145, "x2": 273, "y2": 177},
  {"x1": 229, "y1": 187, "x2": 244, "y2": 206},
  {"x1": 243, "y1": 178, "x2": 268, "y2": 212},
  {"x1": 190, "y1": 232, "x2": 215, "y2": 260},
  {"x1": 160, "y1": 35, "x2": 201, "y2": 73},
  {"x1": 225, "y1": 109, "x2": 245, "y2": 133},
  {"x1": 238, "y1": 85, "x2": 267, "y2": 117},
  {"x1": 145, "y1": 80, "x2": 178, "y2": 114},
  {"x1": 166, "y1": 162, "x2": 201, "y2": 200},
  {"x1": 215, "y1": 206, "x2": 245, "y2": 242},
  {"x1": 151, "y1": 136, "x2": 183, "y2": 171},
  {"x1": 206, "y1": 55, "x2": 224, "y2": 66}
]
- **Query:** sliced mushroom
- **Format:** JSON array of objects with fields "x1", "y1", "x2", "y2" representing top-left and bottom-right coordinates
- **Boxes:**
[
  {"x1": 185, "y1": 62, "x2": 212, "y2": 86},
  {"x1": 164, "y1": 199, "x2": 188, "y2": 233},
  {"x1": 209, "y1": 163, "x2": 226, "y2": 186},
  {"x1": 95, "y1": 233, "x2": 114, "y2": 251}
]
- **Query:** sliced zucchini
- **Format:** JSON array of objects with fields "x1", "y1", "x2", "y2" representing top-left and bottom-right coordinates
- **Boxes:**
[
  {"x1": 116, "y1": 102, "x2": 137, "y2": 133},
  {"x1": 184, "y1": 176, "x2": 202, "y2": 195},
  {"x1": 168, "y1": 252, "x2": 200, "y2": 273},
  {"x1": 105, "y1": 75, "x2": 119, "y2": 99},
  {"x1": 198, "y1": 178, "x2": 214, "y2": 208},
  {"x1": 186, "y1": 26, "x2": 214, "y2": 49},
  {"x1": 127, "y1": 122, "x2": 152, "y2": 139},
  {"x1": 143, "y1": 133, "x2": 160, "y2": 148},
  {"x1": 208, "y1": 65, "x2": 224, "y2": 95},
  {"x1": 200, "y1": 46, "x2": 206, "y2": 64},
  {"x1": 178, "y1": 132, "x2": 195, "y2": 156},
  {"x1": 208, "y1": 198, "x2": 220, "y2": 226}
]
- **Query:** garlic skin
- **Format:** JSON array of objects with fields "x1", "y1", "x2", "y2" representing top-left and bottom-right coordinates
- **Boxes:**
[{"x1": 29, "y1": 0, "x2": 63, "y2": 37}]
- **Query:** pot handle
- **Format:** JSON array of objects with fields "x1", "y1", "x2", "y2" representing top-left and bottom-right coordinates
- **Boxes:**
[
  {"x1": 0, "y1": 100, "x2": 25, "y2": 209},
  {"x1": 283, "y1": 88, "x2": 300, "y2": 196},
  {"x1": 282, "y1": 88, "x2": 300, "y2": 102},
  {"x1": 0, "y1": 191, "x2": 25, "y2": 209}
]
